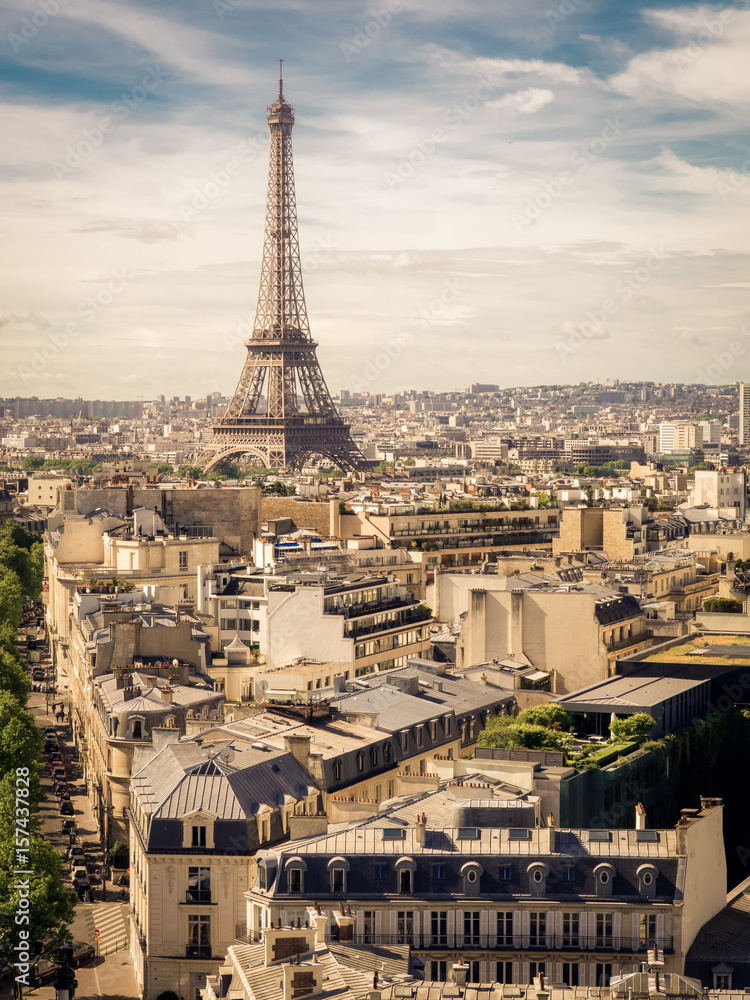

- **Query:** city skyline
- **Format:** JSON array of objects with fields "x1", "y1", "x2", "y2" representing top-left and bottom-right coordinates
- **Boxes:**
[{"x1": 1, "y1": 0, "x2": 749, "y2": 397}]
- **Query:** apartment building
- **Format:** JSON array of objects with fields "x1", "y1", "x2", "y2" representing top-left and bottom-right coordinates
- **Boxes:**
[
  {"x1": 245, "y1": 791, "x2": 727, "y2": 986},
  {"x1": 128, "y1": 735, "x2": 322, "y2": 1000}
]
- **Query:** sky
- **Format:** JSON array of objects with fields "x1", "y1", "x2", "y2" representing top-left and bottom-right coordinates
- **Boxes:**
[{"x1": 1, "y1": 0, "x2": 749, "y2": 400}]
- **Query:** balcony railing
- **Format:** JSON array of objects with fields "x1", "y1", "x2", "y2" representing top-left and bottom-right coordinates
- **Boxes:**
[
  {"x1": 186, "y1": 890, "x2": 212, "y2": 904},
  {"x1": 186, "y1": 944, "x2": 212, "y2": 958},
  {"x1": 352, "y1": 934, "x2": 673, "y2": 953},
  {"x1": 324, "y1": 596, "x2": 417, "y2": 619}
]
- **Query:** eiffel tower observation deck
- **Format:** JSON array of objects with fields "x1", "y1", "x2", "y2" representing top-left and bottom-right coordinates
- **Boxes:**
[{"x1": 197, "y1": 66, "x2": 366, "y2": 473}]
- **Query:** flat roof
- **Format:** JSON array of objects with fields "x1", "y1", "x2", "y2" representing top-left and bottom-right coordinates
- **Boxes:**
[
  {"x1": 637, "y1": 635, "x2": 750, "y2": 666},
  {"x1": 556, "y1": 671, "x2": 708, "y2": 712}
]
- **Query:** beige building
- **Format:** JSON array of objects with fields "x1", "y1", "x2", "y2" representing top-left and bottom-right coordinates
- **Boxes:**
[
  {"x1": 457, "y1": 584, "x2": 651, "y2": 693},
  {"x1": 690, "y1": 470, "x2": 746, "y2": 518}
]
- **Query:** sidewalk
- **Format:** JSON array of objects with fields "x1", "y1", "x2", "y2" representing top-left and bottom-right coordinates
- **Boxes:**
[{"x1": 23, "y1": 634, "x2": 140, "y2": 1000}]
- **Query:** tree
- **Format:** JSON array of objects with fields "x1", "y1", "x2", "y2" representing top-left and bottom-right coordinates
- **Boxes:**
[
  {"x1": 0, "y1": 835, "x2": 77, "y2": 968},
  {"x1": 609, "y1": 713, "x2": 655, "y2": 742},
  {"x1": 152, "y1": 463, "x2": 173, "y2": 475},
  {"x1": 177, "y1": 465, "x2": 203, "y2": 479},
  {"x1": 0, "y1": 572, "x2": 24, "y2": 630},
  {"x1": 703, "y1": 598, "x2": 743, "y2": 613},
  {"x1": 0, "y1": 648, "x2": 31, "y2": 703},
  {"x1": 0, "y1": 691, "x2": 43, "y2": 776},
  {"x1": 21, "y1": 456, "x2": 45, "y2": 471},
  {"x1": 517, "y1": 704, "x2": 572, "y2": 730},
  {"x1": 477, "y1": 716, "x2": 576, "y2": 753}
]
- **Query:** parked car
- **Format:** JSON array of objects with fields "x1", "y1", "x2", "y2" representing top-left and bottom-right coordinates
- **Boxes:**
[
  {"x1": 28, "y1": 957, "x2": 59, "y2": 987},
  {"x1": 48, "y1": 941, "x2": 95, "y2": 969},
  {"x1": 71, "y1": 865, "x2": 87, "y2": 881},
  {"x1": 60, "y1": 818, "x2": 76, "y2": 835},
  {"x1": 59, "y1": 800, "x2": 74, "y2": 816}
]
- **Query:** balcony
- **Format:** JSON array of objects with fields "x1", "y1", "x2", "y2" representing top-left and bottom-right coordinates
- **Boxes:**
[
  {"x1": 186, "y1": 944, "x2": 212, "y2": 958},
  {"x1": 185, "y1": 890, "x2": 212, "y2": 904},
  {"x1": 353, "y1": 934, "x2": 673, "y2": 953},
  {"x1": 325, "y1": 596, "x2": 417, "y2": 619}
]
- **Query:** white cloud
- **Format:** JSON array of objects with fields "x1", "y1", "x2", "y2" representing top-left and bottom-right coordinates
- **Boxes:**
[{"x1": 488, "y1": 88, "x2": 555, "y2": 116}]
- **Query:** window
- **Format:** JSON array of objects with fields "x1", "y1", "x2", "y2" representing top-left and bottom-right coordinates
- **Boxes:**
[
  {"x1": 499, "y1": 865, "x2": 512, "y2": 881},
  {"x1": 383, "y1": 742, "x2": 391, "y2": 763},
  {"x1": 179, "y1": 550, "x2": 188, "y2": 570},
  {"x1": 562, "y1": 866, "x2": 575, "y2": 881},
  {"x1": 431, "y1": 911, "x2": 448, "y2": 946},
  {"x1": 529, "y1": 962, "x2": 546, "y2": 984},
  {"x1": 464, "y1": 911, "x2": 480, "y2": 946},
  {"x1": 416, "y1": 727, "x2": 424, "y2": 748},
  {"x1": 187, "y1": 914, "x2": 210, "y2": 957},
  {"x1": 371, "y1": 748, "x2": 379, "y2": 767},
  {"x1": 363, "y1": 910, "x2": 375, "y2": 944},
  {"x1": 258, "y1": 862, "x2": 267, "y2": 890},
  {"x1": 430, "y1": 720, "x2": 437, "y2": 741},
  {"x1": 289, "y1": 869, "x2": 302, "y2": 893},
  {"x1": 639, "y1": 914, "x2": 657, "y2": 946},
  {"x1": 562, "y1": 912, "x2": 580, "y2": 948},
  {"x1": 132, "y1": 720, "x2": 142, "y2": 739},
  {"x1": 496, "y1": 962, "x2": 513, "y2": 984},
  {"x1": 596, "y1": 913, "x2": 613, "y2": 948},
  {"x1": 374, "y1": 864, "x2": 386, "y2": 880},
  {"x1": 713, "y1": 971, "x2": 733, "y2": 990},
  {"x1": 387, "y1": 780, "x2": 394, "y2": 799},
  {"x1": 636, "y1": 830, "x2": 659, "y2": 842},
  {"x1": 445, "y1": 716, "x2": 452, "y2": 736},
  {"x1": 383, "y1": 828, "x2": 405, "y2": 840},
  {"x1": 458, "y1": 827, "x2": 480, "y2": 840},
  {"x1": 192, "y1": 825, "x2": 206, "y2": 848},
  {"x1": 497, "y1": 911, "x2": 513, "y2": 947},
  {"x1": 397, "y1": 911, "x2": 414, "y2": 945},
  {"x1": 589, "y1": 830, "x2": 611, "y2": 842},
  {"x1": 357, "y1": 752, "x2": 365, "y2": 772},
  {"x1": 596, "y1": 963, "x2": 612, "y2": 987},
  {"x1": 529, "y1": 912, "x2": 546, "y2": 947},
  {"x1": 399, "y1": 869, "x2": 412, "y2": 893},
  {"x1": 429, "y1": 961, "x2": 447, "y2": 982},
  {"x1": 331, "y1": 868, "x2": 345, "y2": 893},
  {"x1": 187, "y1": 866, "x2": 210, "y2": 903},
  {"x1": 509, "y1": 829, "x2": 530, "y2": 840},
  {"x1": 400, "y1": 731, "x2": 409, "y2": 752},
  {"x1": 432, "y1": 864, "x2": 446, "y2": 880},
  {"x1": 562, "y1": 963, "x2": 580, "y2": 986},
  {"x1": 332, "y1": 760, "x2": 342, "y2": 781}
]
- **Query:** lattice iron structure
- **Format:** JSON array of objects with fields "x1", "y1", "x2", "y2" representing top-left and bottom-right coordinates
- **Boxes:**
[{"x1": 197, "y1": 68, "x2": 366, "y2": 473}]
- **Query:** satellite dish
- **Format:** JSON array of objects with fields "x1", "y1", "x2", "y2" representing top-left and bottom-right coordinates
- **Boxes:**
[{"x1": 217, "y1": 746, "x2": 235, "y2": 765}]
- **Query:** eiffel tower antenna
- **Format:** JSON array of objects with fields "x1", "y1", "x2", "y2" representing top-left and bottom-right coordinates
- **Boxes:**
[{"x1": 197, "y1": 70, "x2": 366, "y2": 474}]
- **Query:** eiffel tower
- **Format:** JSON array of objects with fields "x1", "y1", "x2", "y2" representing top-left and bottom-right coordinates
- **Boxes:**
[{"x1": 197, "y1": 66, "x2": 366, "y2": 473}]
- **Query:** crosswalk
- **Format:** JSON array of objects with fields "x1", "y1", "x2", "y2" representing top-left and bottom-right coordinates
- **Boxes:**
[{"x1": 72, "y1": 901, "x2": 130, "y2": 954}]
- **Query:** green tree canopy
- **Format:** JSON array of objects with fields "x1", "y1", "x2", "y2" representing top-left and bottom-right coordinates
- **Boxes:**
[
  {"x1": 177, "y1": 464, "x2": 203, "y2": 478},
  {"x1": 0, "y1": 834, "x2": 77, "y2": 962},
  {"x1": 517, "y1": 704, "x2": 572, "y2": 730},
  {"x1": 0, "y1": 648, "x2": 31, "y2": 703},
  {"x1": 609, "y1": 713, "x2": 655, "y2": 742},
  {"x1": 0, "y1": 691, "x2": 43, "y2": 775},
  {"x1": 477, "y1": 715, "x2": 576, "y2": 753}
]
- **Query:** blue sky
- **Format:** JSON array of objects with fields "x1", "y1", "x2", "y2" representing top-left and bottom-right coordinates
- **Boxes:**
[{"x1": 1, "y1": 0, "x2": 749, "y2": 399}]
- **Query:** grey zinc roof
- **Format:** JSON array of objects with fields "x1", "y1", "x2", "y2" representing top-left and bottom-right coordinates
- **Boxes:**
[
  {"x1": 330, "y1": 668, "x2": 504, "y2": 731},
  {"x1": 130, "y1": 736, "x2": 318, "y2": 833}
]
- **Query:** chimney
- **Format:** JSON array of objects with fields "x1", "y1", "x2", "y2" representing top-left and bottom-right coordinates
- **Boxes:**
[
  {"x1": 307, "y1": 906, "x2": 328, "y2": 946},
  {"x1": 284, "y1": 734, "x2": 311, "y2": 767},
  {"x1": 415, "y1": 812, "x2": 427, "y2": 847},
  {"x1": 161, "y1": 685, "x2": 174, "y2": 704},
  {"x1": 635, "y1": 801, "x2": 647, "y2": 831},
  {"x1": 122, "y1": 685, "x2": 141, "y2": 702},
  {"x1": 452, "y1": 959, "x2": 468, "y2": 987}
]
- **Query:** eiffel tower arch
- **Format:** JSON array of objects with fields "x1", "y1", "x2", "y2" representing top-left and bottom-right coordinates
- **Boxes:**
[{"x1": 197, "y1": 68, "x2": 366, "y2": 474}]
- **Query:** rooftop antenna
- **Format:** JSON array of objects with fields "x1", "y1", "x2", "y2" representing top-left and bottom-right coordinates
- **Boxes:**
[{"x1": 279, "y1": 58, "x2": 283, "y2": 99}]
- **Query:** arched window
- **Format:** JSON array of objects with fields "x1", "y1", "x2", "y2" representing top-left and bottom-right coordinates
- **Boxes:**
[
  {"x1": 357, "y1": 752, "x2": 365, "y2": 772},
  {"x1": 371, "y1": 747, "x2": 378, "y2": 767},
  {"x1": 332, "y1": 760, "x2": 342, "y2": 781},
  {"x1": 383, "y1": 742, "x2": 391, "y2": 762}
]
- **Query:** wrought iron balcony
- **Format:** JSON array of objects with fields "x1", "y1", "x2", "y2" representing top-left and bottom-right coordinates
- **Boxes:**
[
  {"x1": 186, "y1": 889, "x2": 212, "y2": 904},
  {"x1": 352, "y1": 934, "x2": 673, "y2": 953},
  {"x1": 186, "y1": 944, "x2": 212, "y2": 958}
]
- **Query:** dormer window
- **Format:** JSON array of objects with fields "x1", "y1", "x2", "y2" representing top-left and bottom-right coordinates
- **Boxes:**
[
  {"x1": 192, "y1": 826, "x2": 206, "y2": 848},
  {"x1": 594, "y1": 863, "x2": 615, "y2": 898},
  {"x1": 461, "y1": 861, "x2": 484, "y2": 895},
  {"x1": 328, "y1": 856, "x2": 350, "y2": 894},
  {"x1": 286, "y1": 857, "x2": 307, "y2": 894},
  {"x1": 182, "y1": 811, "x2": 216, "y2": 849},
  {"x1": 527, "y1": 862, "x2": 549, "y2": 897},
  {"x1": 357, "y1": 752, "x2": 365, "y2": 772},
  {"x1": 332, "y1": 760, "x2": 342, "y2": 782},
  {"x1": 637, "y1": 864, "x2": 658, "y2": 899}
]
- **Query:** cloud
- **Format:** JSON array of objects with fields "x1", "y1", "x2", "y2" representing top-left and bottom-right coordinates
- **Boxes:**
[
  {"x1": 610, "y1": 7, "x2": 750, "y2": 107},
  {"x1": 77, "y1": 220, "x2": 192, "y2": 244},
  {"x1": 488, "y1": 88, "x2": 555, "y2": 115}
]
